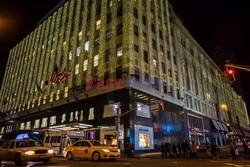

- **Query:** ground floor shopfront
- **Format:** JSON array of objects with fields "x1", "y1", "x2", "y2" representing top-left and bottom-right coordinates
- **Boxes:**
[{"x1": 0, "y1": 88, "x2": 247, "y2": 153}]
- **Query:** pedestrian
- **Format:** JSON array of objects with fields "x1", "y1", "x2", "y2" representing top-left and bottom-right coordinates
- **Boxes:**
[
  {"x1": 242, "y1": 140, "x2": 249, "y2": 159},
  {"x1": 182, "y1": 141, "x2": 187, "y2": 158},
  {"x1": 164, "y1": 142, "x2": 173, "y2": 158},
  {"x1": 161, "y1": 142, "x2": 165, "y2": 159},
  {"x1": 211, "y1": 141, "x2": 217, "y2": 160},
  {"x1": 188, "y1": 140, "x2": 192, "y2": 158},
  {"x1": 185, "y1": 140, "x2": 190, "y2": 158},
  {"x1": 229, "y1": 140, "x2": 236, "y2": 160},
  {"x1": 125, "y1": 141, "x2": 133, "y2": 158},
  {"x1": 177, "y1": 143, "x2": 182, "y2": 158},
  {"x1": 206, "y1": 141, "x2": 211, "y2": 158},
  {"x1": 190, "y1": 141, "x2": 197, "y2": 158},
  {"x1": 235, "y1": 146, "x2": 239, "y2": 160},
  {"x1": 172, "y1": 143, "x2": 177, "y2": 158}
]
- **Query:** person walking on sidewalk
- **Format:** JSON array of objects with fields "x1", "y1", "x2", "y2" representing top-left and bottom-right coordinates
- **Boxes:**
[
  {"x1": 164, "y1": 142, "x2": 173, "y2": 158},
  {"x1": 211, "y1": 141, "x2": 217, "y2": 159},
  {"x1": 190, "y1": 141, "x2": 197, "y2": 158},
  {"x1": 177, "y1": 143, "x2": 182, "y2": 158},
  {"x1": 242, "y1": 140, "x2": 249, "y2": 159},
  {"x1": 182, "y1": 141, "x2": 187, "y2": 158},
  {"x1": 229, "y1": 140, "x2": 236, "y2": 160},
  {"x1": 172, "y1": 143, "x2": 178, "y2": 158},
  {"x1": 161, "y1": 142, "x2": 166, "y2": 158}
]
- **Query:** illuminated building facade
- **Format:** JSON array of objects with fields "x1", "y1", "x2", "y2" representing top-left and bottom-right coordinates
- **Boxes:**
[{"x1": 0, "y1": 0, "x2": 249, "y2": 152}]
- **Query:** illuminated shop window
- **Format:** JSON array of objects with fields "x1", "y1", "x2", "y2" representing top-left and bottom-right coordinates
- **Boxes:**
[
  {"x1": 88, "y1": 108, "x2": 94, "y2": 120},
  {"x1": 64, "y1": 87, "x2": 69, "y2": 98},
  {"x1": 137, "y1": 102, "x2": 150, "y2": 118},
  {"x1": 70, "y1": 112, "x2": 74, "y2": 122},
  {"x1": 75, "y1": 64, "x2": 79, "y2": 75},
  {"x1": 83, "y1": 59, "x2": 88, "y2": 71},
  {"x1": 25, "y1": 121, "x2": 31, "y2": 130},
  {"x1": 76, "y1": 46, "x2": 81, "y2": 57},
  {"x1": 75, "y1": 111, "x2": 79, "y2": 121},
  {"x1": 94, "y1": 55, "x2": 99, "y2": 67},
  {"x1": 80, "y1": 110, "x2": 84, "y2": 121},
  {"x1": 96, "y1": 19, "x2": 101, "y2": 30},
  {"x1": 41, "y1": 118, "x2": 48, "y2": 128},
  {"x1": 56, "y1": 90, "x2": 60, "y2": 100},
  {"x1": 20, "y1": 123, "x2": 25, "y2": 130},
  {"x1": 50, "y1": 116, "x2": 56, "y2": 126},
  {"x1": 34, "y1": 119, "x2": 40, "y2": 129},
  {"x1": 1, "y1": 127, "x2": 5, "y2": 134},
  {"x1": 61, "y1": 113, "x2": 66, "y2": 123},
  {"x1": 85, "y1": 41, "x2": 90, "y2": 52}
]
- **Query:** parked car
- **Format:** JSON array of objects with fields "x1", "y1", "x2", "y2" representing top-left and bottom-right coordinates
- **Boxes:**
[
  {"x1": 63, "y1": 140, "x2": 120, "y2": 161},
  {"x1": 0, "y1": 139, "x2": 54, "y2": 166}
]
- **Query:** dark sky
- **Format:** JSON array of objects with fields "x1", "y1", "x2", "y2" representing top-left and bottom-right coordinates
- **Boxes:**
[{"x1": 0, "y1": 0, "x2": 249, "y2": 116}]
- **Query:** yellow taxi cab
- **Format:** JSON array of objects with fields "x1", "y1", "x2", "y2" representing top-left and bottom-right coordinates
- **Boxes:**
[
  {"x1": 63, "y1": 140, "x2": 120, "y2": 161},
  {"x1": 0, "y1": 139, "x2": 54, "y2": 166}
]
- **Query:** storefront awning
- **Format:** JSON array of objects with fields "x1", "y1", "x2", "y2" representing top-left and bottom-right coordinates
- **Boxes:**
[
  {"x1": 221, "y1": 123, "x2": 229, "y2": 132},
  {"x1": 216, "y1": 121, "x2": 225, "y2": 131},
  {"x1": 211, "y1": 119, "x2": 220, "y2": 131},
  {"x1": 49, "y1": 123, "x2": 93, "y2": 131}
]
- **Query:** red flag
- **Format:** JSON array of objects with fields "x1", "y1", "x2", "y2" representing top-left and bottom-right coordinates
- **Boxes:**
[{"x1": 58, "y1": 66, "x2": 72, "y2": 83}]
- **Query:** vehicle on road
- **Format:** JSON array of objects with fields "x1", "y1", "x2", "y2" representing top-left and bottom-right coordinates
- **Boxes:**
[
  {"x1": 63, "y1": 140, "x2": 120, "y2": 161},
  {"x1": 0, "y1": 139, "x2": 54, "y2": 166}
]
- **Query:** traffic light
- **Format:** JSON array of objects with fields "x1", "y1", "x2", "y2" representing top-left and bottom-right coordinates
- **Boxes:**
[
  {"x1": 159, "y1": 101, "x2": 164, "y2": 110},
  {"x1": 226, "y1": 69, "x2": 236, "y2": 82}
]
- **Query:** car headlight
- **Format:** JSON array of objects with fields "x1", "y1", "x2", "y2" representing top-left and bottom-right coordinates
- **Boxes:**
[
  {"x1": 24, "y1": 151, "x2": 35, "y2": 155},
  {"x1": 48, "y1": 149, "x2": 54, "y2": 154},
  {"x1": 102, "y1": 149, "x2": 110, "y2": 153}
]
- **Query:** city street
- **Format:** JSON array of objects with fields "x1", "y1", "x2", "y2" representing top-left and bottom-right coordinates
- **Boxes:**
[{"x1": 1, "y1": 157, "x2": 250, "y2": 167}]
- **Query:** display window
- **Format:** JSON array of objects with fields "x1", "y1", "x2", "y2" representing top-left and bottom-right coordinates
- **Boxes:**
[
  {"x1": 139, "y1": 133, "x2": 150, "y2": 148},
  {"x1": 134, "y1": 125, "x2": 154, "y2": 150}
]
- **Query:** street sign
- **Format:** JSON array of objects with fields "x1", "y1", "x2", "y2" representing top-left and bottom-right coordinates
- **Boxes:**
[{"x1": 150, "y1": 103, "x2": 159, "y2": 112}]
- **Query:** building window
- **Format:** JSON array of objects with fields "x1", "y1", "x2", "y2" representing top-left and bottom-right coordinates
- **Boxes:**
[
  {"x1": 152, "y1": 39, "x2": 156, "y2": 50},
  {"x1": 116, "y1": 67, "x2": 122, "y2": 79},
  {"x1": 104, "y1": 71, "x2": 109, "y2": 85},
  {"x1": 153, "y1": 57, "x2": 157, "y2": 68},
  {"x1": 163, "y1": 82, "x2": 168, "y2": 94},
  {"x1": 153, "y1": 77, "x2": 159, "y2": 90},
  {"x1": 162, "y1": 62, "x2": 166, "y2": 73},
  {"x1": 116, "y1": 43, "x2": 123, "y2": 57},
  {"x1": 94, "y1": 54, "x2": 99, "y2": 67},
  {"x1": 78, "y1": 31, "x2": 82, "y2": 41},
  {"x1": 68, "y1": 51, "x2": 72, "y2": 60},
  {"x1": 144, "y1": 73, "x2": 149, "y2": 83},
  {"x1": 106, "y1": 13, "x2": 112, "y2": 24},
  {"x1": 50, "y1": 116, "x2": 56, "y2": 126},
  {"x1": 70, "y1": 112, "x2": 74, "y2": 122},
  {"x1": 173, "y1": 56, "x2": 177, "y2": 65},
  {"x1": 43, "y1": 95, "x2": 47, "y2": 104},
  {"x1": 168, "y1": 67, "x2": 172, "y2": 77},
  {"x1": 27, "y1": 101, "x2": 30, "y2": 109},
  {"x1": 32, "y1": 99, "x2": 35, "y2": 108},
  {"x1": 38, "y1": 97, "x2": 41, "y2": 106},
  {"x1": 96, "y1": 5, "x2": 101, "y2": 15},
  {"x1": 159, "y1": 30, "x2": 163, "y2": 39},
  {"x1": 83, "y1": 59, "x2": 88, "y2": 71},
  {"x1": 56, "y1": 90, "x2": 60, "y2": 100},
  {"x1": 133, "y1": 7, "x2": 138, "y2": 18},
  {"x1": 61, "y1": 113, "x2": 66, "y2": 123},
  {"x1": 75, "y1": 64, "x2": 79, "y2": 75},
  {"x1": 50, "y1": 92, "x2": 54, "y2": 102},
  {"x1": 85, "y1": 41, "x2": 90, "y2": 52},
  {"x1": 134, "y1": 25, "x2": 138, "y2": 37},
  {"x1": 94, "y1": 36, "x2": 100, "y2": 48},
  {"x1": 134, "y1": 44, "x2": 139, "y2": 53},
  {"x1": 143, "y1": 32, "x2": 147, "y2": 43},
  {"x1": 134, "y1": 67, "x2": 140, "y2": 82},
  {"x1": 106, "y1": 29, "x2": 112, "y2": 41},
  {"x1": 88, "y1": 108, "x2": 95, "y2": 120},
  {"x1": 64, "y1": 87, "x2": 69, "y2": 98},
  {"x1": 105, "y1": 49, "x2": 111, "y2": 62},
  {"x1": 41, "y1": 118, "x2": 48, "y2": 128},
  {"x1": 142, "y1": 15, "x2": 147, "y2": 25},
  {"x1": 151, "y1": 23, "x2": 155, "y2": 33},
  {"x1": 76, "y1": 46, "x2": 81, "y2": 57},
  {"x1": 117, "y1": 6, "x2": 123, "y2": 18},
  {"x1": 143, "y1": 50, "x2": 148, "y2": 63},
  {"x1": 117, "y1": 23, "x2": 123, "y2": 35}
]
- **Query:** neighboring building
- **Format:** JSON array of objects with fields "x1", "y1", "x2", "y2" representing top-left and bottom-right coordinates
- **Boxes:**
[{"x1": 0, "y1": 0, "x2": 249, "y2": 153}]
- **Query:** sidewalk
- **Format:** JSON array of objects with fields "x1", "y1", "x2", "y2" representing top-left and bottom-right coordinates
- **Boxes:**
[{"x1": 133, "y1": 147, "x2": 248, "y2": 160}]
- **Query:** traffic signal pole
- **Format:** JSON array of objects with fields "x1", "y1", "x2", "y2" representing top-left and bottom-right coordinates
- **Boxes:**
[{"x1": 225, "y1": 64, "x2": 250, "y2": 72}]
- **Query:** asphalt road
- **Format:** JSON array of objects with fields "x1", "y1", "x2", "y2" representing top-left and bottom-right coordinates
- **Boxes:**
[{"x1": 1, "y1": 157, "x2": 250, "y2": 167}]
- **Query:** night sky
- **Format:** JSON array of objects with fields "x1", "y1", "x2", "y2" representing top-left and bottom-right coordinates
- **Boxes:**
[{"x1": 0, "y1": 0, "x2": 249, "y2": 117}]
